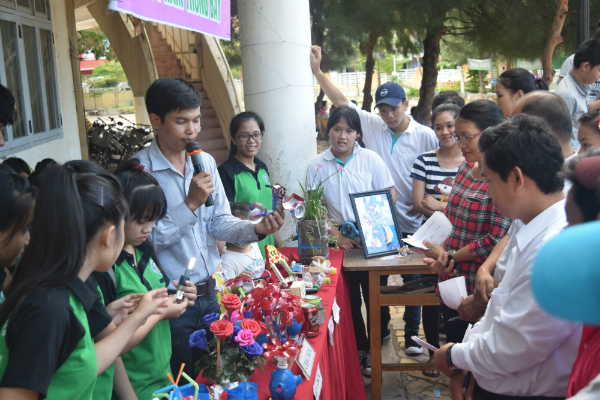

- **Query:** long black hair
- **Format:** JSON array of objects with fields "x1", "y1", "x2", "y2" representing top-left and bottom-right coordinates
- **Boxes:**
[
  {"x1": 564, "y1": 149, "x2": 600, "y2": 222},
  {"x1": 326, "y1": 106, "x2": 365, "y2": 148},
  {"x1": 0, "y1": 165, "x2": 36, "y2": 247},
  {"x1": 498, "y1": 68, "x2": 549, "y2": 94},
  {"x1": 2, "y1": 157, "x2": 30, "y2": 176},
  {"x1": 0, "y1": 162, "x2": 128, "y2": 327},
  {"x1": 431, "y1": 103, "x2": 461, "y2": 127},
  {"x1": 457, "y1": 100, "x2": 506, "y2": 132},
  {"x1": 115, "y1": 158, "x2": 167, "y2": 223},
  {"x1": 229, "y1": 111, "x2": 265, "y2": 158}
]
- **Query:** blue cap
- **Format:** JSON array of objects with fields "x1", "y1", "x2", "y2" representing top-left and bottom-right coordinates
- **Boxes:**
[
  {"x1": 375, "y1": 82, "x2": 406, "y2": 107},
  {"x1": 531, "y1": 220, "x2": 600, "y2": 325}
]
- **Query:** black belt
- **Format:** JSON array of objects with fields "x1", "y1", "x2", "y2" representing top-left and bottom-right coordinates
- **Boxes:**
[
  {"x1": 474, "y1": 384, "x2": 564, "y2": 400},
  {"x1": 167, "y1": 278, "x2": 214, "y2": 297}
]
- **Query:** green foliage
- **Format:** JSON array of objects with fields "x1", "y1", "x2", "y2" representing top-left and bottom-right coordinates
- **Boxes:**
[
  {"x1": 77, "y1": 28, "x2": 115, "y2": 61},
  {"x1": 194, "y1": 336, "x2": 267, "y2": 385}
]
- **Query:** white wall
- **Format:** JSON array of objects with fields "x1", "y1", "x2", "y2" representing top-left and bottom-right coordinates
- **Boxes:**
[{"x1": 9, "y1": 0, "x2": 82, "y2": 166}]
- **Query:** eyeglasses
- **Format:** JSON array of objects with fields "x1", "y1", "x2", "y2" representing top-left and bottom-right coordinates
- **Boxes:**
[
  {"x1": 452, "y1": 132, "x2": 482, "y2": 144},
  {"x1": 234, "y1": 132, "x2": 263, "y2": 142}
]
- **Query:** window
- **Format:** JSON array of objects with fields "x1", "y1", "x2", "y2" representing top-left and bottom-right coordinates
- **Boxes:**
[{"x1": 0, "y1": 1, "x2": 61, "y2": 156}]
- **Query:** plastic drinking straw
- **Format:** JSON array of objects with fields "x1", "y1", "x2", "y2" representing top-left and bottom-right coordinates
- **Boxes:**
[
  {"x1": 175, "y1": 363, "x2": 185, "y2": 385},
  {"x1": 167, "y1": 372, "x2": 176, "y2": 385}
]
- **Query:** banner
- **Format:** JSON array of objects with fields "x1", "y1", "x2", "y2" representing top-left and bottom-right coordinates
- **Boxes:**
[
  {"x1": 108, "y1": 0, "x2": 231, "y2": 40},
  {"x1": 517, "y1": 59, "x2": 543, "y2": 70},
  {"x1": 467, "y1": 59, "x2": 492, "y2": 71}
]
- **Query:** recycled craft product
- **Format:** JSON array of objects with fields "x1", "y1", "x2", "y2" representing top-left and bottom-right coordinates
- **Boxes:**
[{"x1": 248, "y1": 184, "x2": 306, "y2": 224}]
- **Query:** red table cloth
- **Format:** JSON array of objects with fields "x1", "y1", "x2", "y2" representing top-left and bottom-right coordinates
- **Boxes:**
[{"x1": 196, "y1": 248, "x2": 367, "y2": 400}]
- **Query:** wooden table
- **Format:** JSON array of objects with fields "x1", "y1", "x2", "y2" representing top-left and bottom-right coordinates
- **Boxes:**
[{"x1": 343, "y1": 249, "x2": 440, "y2": 400}]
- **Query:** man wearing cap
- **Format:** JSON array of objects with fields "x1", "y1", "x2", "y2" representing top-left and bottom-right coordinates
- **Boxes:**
[
  {"x1": 311, "y1": 46, "x2": 438, "y2": 365},
  {"x1": 431, "y1": 115, "x2": 581, "y2": 400}
]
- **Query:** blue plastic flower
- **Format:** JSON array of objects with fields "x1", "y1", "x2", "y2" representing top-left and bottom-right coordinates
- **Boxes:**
[
  {"x1": 189, "y1": 329, "x2": 208, "y2": 350},
  {"x1": 239, "y1": 342, "x2": 264, "y2": 360},
  {"x1": 229, "y1": 325, "x2": 242, "y2": 342},
  {"x1": 202, "y1": 312, "x2": 220, "y2": 328},
  {"x1": 243, "y1": 310, "x2": 253, "y2": 319}
]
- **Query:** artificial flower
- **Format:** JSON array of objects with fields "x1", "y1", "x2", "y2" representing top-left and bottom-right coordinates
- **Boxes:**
[
  {"x1": 240, "y1": 342, "x2": 264, "y2": 360},
  {"x1": 189, "y1": 329, "x2": 208, "y2": 350},
  {"x1": 202, "y1": 312, "x2": 220, "y2": 328},
  {"x1": 210, "y1": 320, "x2": 234, "y2": 340},
  {"x1": 234, "y1": 329, "x2": 255, "y2": 346},
  {"x1": 241, "y1": 319, "x2": 263, "y2": 337},
  {"x1": 221, "y1": 294, "x2": 242, "y2": 314}
]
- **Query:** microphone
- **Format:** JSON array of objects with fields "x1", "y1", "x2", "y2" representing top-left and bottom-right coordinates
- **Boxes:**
[{"x1": 186, "y1": 141, "x2": 214, "y2": 207}]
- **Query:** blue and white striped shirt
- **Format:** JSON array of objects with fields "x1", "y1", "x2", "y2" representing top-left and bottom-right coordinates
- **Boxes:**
[{"x1": 410, "y1": 150, "x2": 459, "y2": 201}]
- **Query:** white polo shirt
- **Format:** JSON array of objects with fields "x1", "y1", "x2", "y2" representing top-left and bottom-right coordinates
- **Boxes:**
[
  {"x1": 348, "y1": 101, "x2": 438, "y2": 234},
  {"x1": 306, "y1": 142, "x2": 394, "y2": 225}
]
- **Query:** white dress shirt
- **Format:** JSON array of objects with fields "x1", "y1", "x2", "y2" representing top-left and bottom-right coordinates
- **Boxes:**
[
  {"x1": 306, "y1": 142, "x2": 395, "y2": 224},
  {"x1": 347, "y1": 101, "x2": 438, "y2": 234},
  {"x1": 136, "y1": 140, "x2": 260, "y2": 289},
  {"x1": 451, "y1": 200, "x2": 582, "y2": 397},
  {"x1": 492, "y1": 219, "x2": 523, "y2": 283}
]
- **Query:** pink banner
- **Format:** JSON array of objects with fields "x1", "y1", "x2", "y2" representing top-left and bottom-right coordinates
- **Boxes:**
[{"x1": 108, "y1": 0, "x2": 230, "y2": 40}]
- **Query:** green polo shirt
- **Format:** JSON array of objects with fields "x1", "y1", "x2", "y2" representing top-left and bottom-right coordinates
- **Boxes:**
[
  {"x1": 97, "y1": 242, "x2": 172, "y2": 400},
  {"x1": 218, "y1": 155, "x2": 275, "y2": 258},
  {"x1": 92, "y1": 286, "x2": 115, "y2": 400},
  {"x1": 0, "y1": 279, "x2": 98, "y2": 400}
]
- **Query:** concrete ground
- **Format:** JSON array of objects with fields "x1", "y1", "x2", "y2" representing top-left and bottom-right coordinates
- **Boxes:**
[{"x1": 361, "y1": 274, "x2": 450, "y2": 400}]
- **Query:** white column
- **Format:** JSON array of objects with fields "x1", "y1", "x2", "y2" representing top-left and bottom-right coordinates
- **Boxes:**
[
  {"x1": 239, "y1": 0, "x2": 316, "y2": 239},
  {"x1": 133, "y1": 96, "x2": 151, "y2": 126}
]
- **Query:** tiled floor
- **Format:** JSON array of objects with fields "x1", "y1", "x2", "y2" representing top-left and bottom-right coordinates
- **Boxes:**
[{"x1": 362, "y1": 276, "x2": 451, "y2": 400}]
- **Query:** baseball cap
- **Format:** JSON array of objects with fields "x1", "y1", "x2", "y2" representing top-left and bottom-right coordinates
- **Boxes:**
[
  {"x1": 531, "y1": 220, "x2": 600, "y2": 325},
  {"x1": 375, "y1": 82, "x2": 406, "y2": 107}
]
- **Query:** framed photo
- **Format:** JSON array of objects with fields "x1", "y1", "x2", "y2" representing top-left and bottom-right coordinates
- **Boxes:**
[{"x1": 350, "y1": 189, "x2": 403, "y2": 259}]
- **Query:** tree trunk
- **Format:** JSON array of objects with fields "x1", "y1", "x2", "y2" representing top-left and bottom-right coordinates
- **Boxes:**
[
  {"x1": 412, "y1": 27, "x2": 444, "y2": 125},
  {"x1": 315, "y1": 88, "x2": 325, "y2": 117},
  {"x1": 478, "y1": 70, "x2": 485, "y2": 94},
  {"x1": 362, "y1": 32, "x2": 379, "y2": 111},
  {"x1": 542, "y1": 0, "x2": 569, "y2": 85}
]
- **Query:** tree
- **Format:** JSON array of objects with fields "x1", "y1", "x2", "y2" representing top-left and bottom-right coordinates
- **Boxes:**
[
  {"x1": 310, "y1": 0, "x2": 357, "y2": 115},
  {"x1": 543, "y1": 0, "x2": 569, "y2": 84},
  {"x1": 77, "y1": 27, "x2": 116, "y2": 61}
]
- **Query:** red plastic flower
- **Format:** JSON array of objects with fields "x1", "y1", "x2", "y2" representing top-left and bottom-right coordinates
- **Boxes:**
[
  {"x1": 209, "y1": 320, "x2": 234, "y2": 340},
  {"x1": 221, "y1": 294, "x2": 242, "y2": 314},
  {"x1": 241, "y1": 319, "x2": 263, "y2": 337}
]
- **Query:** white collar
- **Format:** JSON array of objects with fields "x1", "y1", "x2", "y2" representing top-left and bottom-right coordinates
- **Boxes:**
[
  {"x1": 323, "y1": 141, "x2": 362, "y2": 161},
  {"x1": 515, "y1": 200, "x2": 566, "y2": 252}
]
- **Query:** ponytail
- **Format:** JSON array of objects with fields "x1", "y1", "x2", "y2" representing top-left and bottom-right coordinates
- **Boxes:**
[
  {"x1": 0, "y1": 166, "x2": 36, "y2": 247},
  {"x1": 498, "y1": 68, "x2": 548, "y2": 95},
  {"x1": 115, "y1": 158, "x2": 167, "y2": 223},
  {"x1": 0, "y1": 163, "x2": 127, "y2": 327}
]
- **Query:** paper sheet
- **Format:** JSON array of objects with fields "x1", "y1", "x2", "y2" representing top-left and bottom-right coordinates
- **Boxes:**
[
  {"x1": 438, "y1": 276, "x2": 468, "y2": 309},
  {"x1": 313, "y1": 364, "x2": 322, "y2": 399},
  {"x1": 332, "y1": 298, "x2": 340, "y2": 324},
  {"x1": 298, "y1": 339, "x2": 316, "y2": 379},
  {"x1": 402, "y1": 211, "x2": 453, "y2": 249}
]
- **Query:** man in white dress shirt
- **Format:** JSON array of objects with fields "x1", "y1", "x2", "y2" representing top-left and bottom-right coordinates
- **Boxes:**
[{"x1": 431, "y1": 115, "x2": 581, "y2": 399}]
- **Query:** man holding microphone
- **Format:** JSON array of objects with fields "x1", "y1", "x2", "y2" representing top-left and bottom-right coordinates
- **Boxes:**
[{"x1": 136, "y1": 78, "x2": 284, "y2": 376}]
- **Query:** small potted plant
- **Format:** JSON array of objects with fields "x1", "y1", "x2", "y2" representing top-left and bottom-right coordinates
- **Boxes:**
[{"x1": 296, "y1": 164, "x2": 343, "y2": 264}]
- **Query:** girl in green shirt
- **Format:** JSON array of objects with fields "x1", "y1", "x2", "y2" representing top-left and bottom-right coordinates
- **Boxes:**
[
  {"x1": 0, "y1": 162, "x2": 169, "y2": 400},
  {"x1": 218, "y1": 112, "x2": 281, "y2": 258}
]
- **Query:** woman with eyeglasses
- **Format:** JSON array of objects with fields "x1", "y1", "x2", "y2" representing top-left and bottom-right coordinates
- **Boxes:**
[
  {"x1": 218, "y1": 112, "x2": 280, "y2": 256},
  {"x1": 422, "y1": 100, "x2": 512, "y2": 346}
]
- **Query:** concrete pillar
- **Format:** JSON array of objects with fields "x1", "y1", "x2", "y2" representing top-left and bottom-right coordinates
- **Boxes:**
[
  {"x1": 238, "y1": 0, "x2": 316, "y2": 238},
  {"x1": 134, "y1": 97, "x2": 150, "y2": 125}
]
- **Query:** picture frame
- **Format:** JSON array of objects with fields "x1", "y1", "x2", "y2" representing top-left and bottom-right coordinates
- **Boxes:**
[{"x1": 349, "y1": 189, "x2": 404, "y2": 259}]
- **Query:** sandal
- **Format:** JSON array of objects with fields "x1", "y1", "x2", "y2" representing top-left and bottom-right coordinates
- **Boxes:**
[{"x1": 423, "y1": 369, "x2": 440, "y2": 378}]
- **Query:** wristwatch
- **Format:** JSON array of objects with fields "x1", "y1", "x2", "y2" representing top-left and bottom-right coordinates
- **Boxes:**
[
  {"x1": 446, "y1": 344, "x2": 456, "y2": 369},
  {"x1": 446, "y1": 250, "x2": 456, "y2": 268}
]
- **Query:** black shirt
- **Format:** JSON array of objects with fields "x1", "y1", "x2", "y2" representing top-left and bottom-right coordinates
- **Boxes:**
[
  {"x1": 0, "y1": 277, "x2": 108, "y2": 397},
  {"x1": 218, "y1": 155, "x2": 270, "y2": 202},
  {"x1": 84, "y1": 275, "x2": 114, "y2": 337}
]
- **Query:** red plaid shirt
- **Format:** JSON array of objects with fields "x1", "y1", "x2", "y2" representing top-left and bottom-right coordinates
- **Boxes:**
[{"x1": 440, "y1": 162, "x2": 511, "y2": 295}]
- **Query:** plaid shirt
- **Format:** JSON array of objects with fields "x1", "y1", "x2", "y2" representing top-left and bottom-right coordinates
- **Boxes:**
[{"x1": 440, "y1": 162, "x2": 511, "y2": 295}]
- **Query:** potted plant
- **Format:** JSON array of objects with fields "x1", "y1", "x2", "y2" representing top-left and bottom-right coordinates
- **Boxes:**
[{"x1": 297, "y1": 164, "x2": 343, "y2": 264}]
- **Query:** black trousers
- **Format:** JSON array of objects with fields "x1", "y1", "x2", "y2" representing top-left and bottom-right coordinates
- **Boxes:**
[
  {"x1": 348, "y1": 270, "x2": 390, "y2": 352},
  {"x1": 421, "y1": 273, "x2": 441, "y2": 356},
  {"x1": 440, "y1": 302, "x2": 470, "y2": 344},
  {"x1": 474, "y1": 384, "x2": 564, "y2": 400}
]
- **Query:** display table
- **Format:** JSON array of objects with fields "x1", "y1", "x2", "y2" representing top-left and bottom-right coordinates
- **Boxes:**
[
  {"x1": 342, "y1": 249, "x2": 440, "y2": 400},
  {"x1": 196, "y1": 248, "x2": 367, "y2": 400}
]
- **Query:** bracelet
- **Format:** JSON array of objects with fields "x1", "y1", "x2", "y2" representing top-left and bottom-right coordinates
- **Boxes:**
[{"x1": 446, "y1": 344, "x2": 456, "y2": 369}]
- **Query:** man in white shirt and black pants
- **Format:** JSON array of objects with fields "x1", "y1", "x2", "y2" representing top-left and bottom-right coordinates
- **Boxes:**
[
  {"x1": 311, "y1": 46, "x2": 438, "y2": 360},
  {"x1": 430, "y1": 114, "x2": 581, "y2": 399}
]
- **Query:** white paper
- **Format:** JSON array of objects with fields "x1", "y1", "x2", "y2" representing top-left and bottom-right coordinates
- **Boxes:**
[
  {"x1": 332, "y1": 298, "x2": 340, "y2": 324},
  {"x1": 328, "y1": 317, "x2": 334, "y2": 346},
  {"x1": 298, "y1": 339, "x2": 316, "y2": 379},
  {"x1": 402, "y1": 211, "x2": 453, "y2": 249},
  {"x1": 313, "y1": 364, "x2": 323, "y2": 399},
  {"x1": 411, "y1": 336, "x2": 438, "y2": 352},
  {"x1": 438, "y1": 276, "x2": 468, "y2": 310}
]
